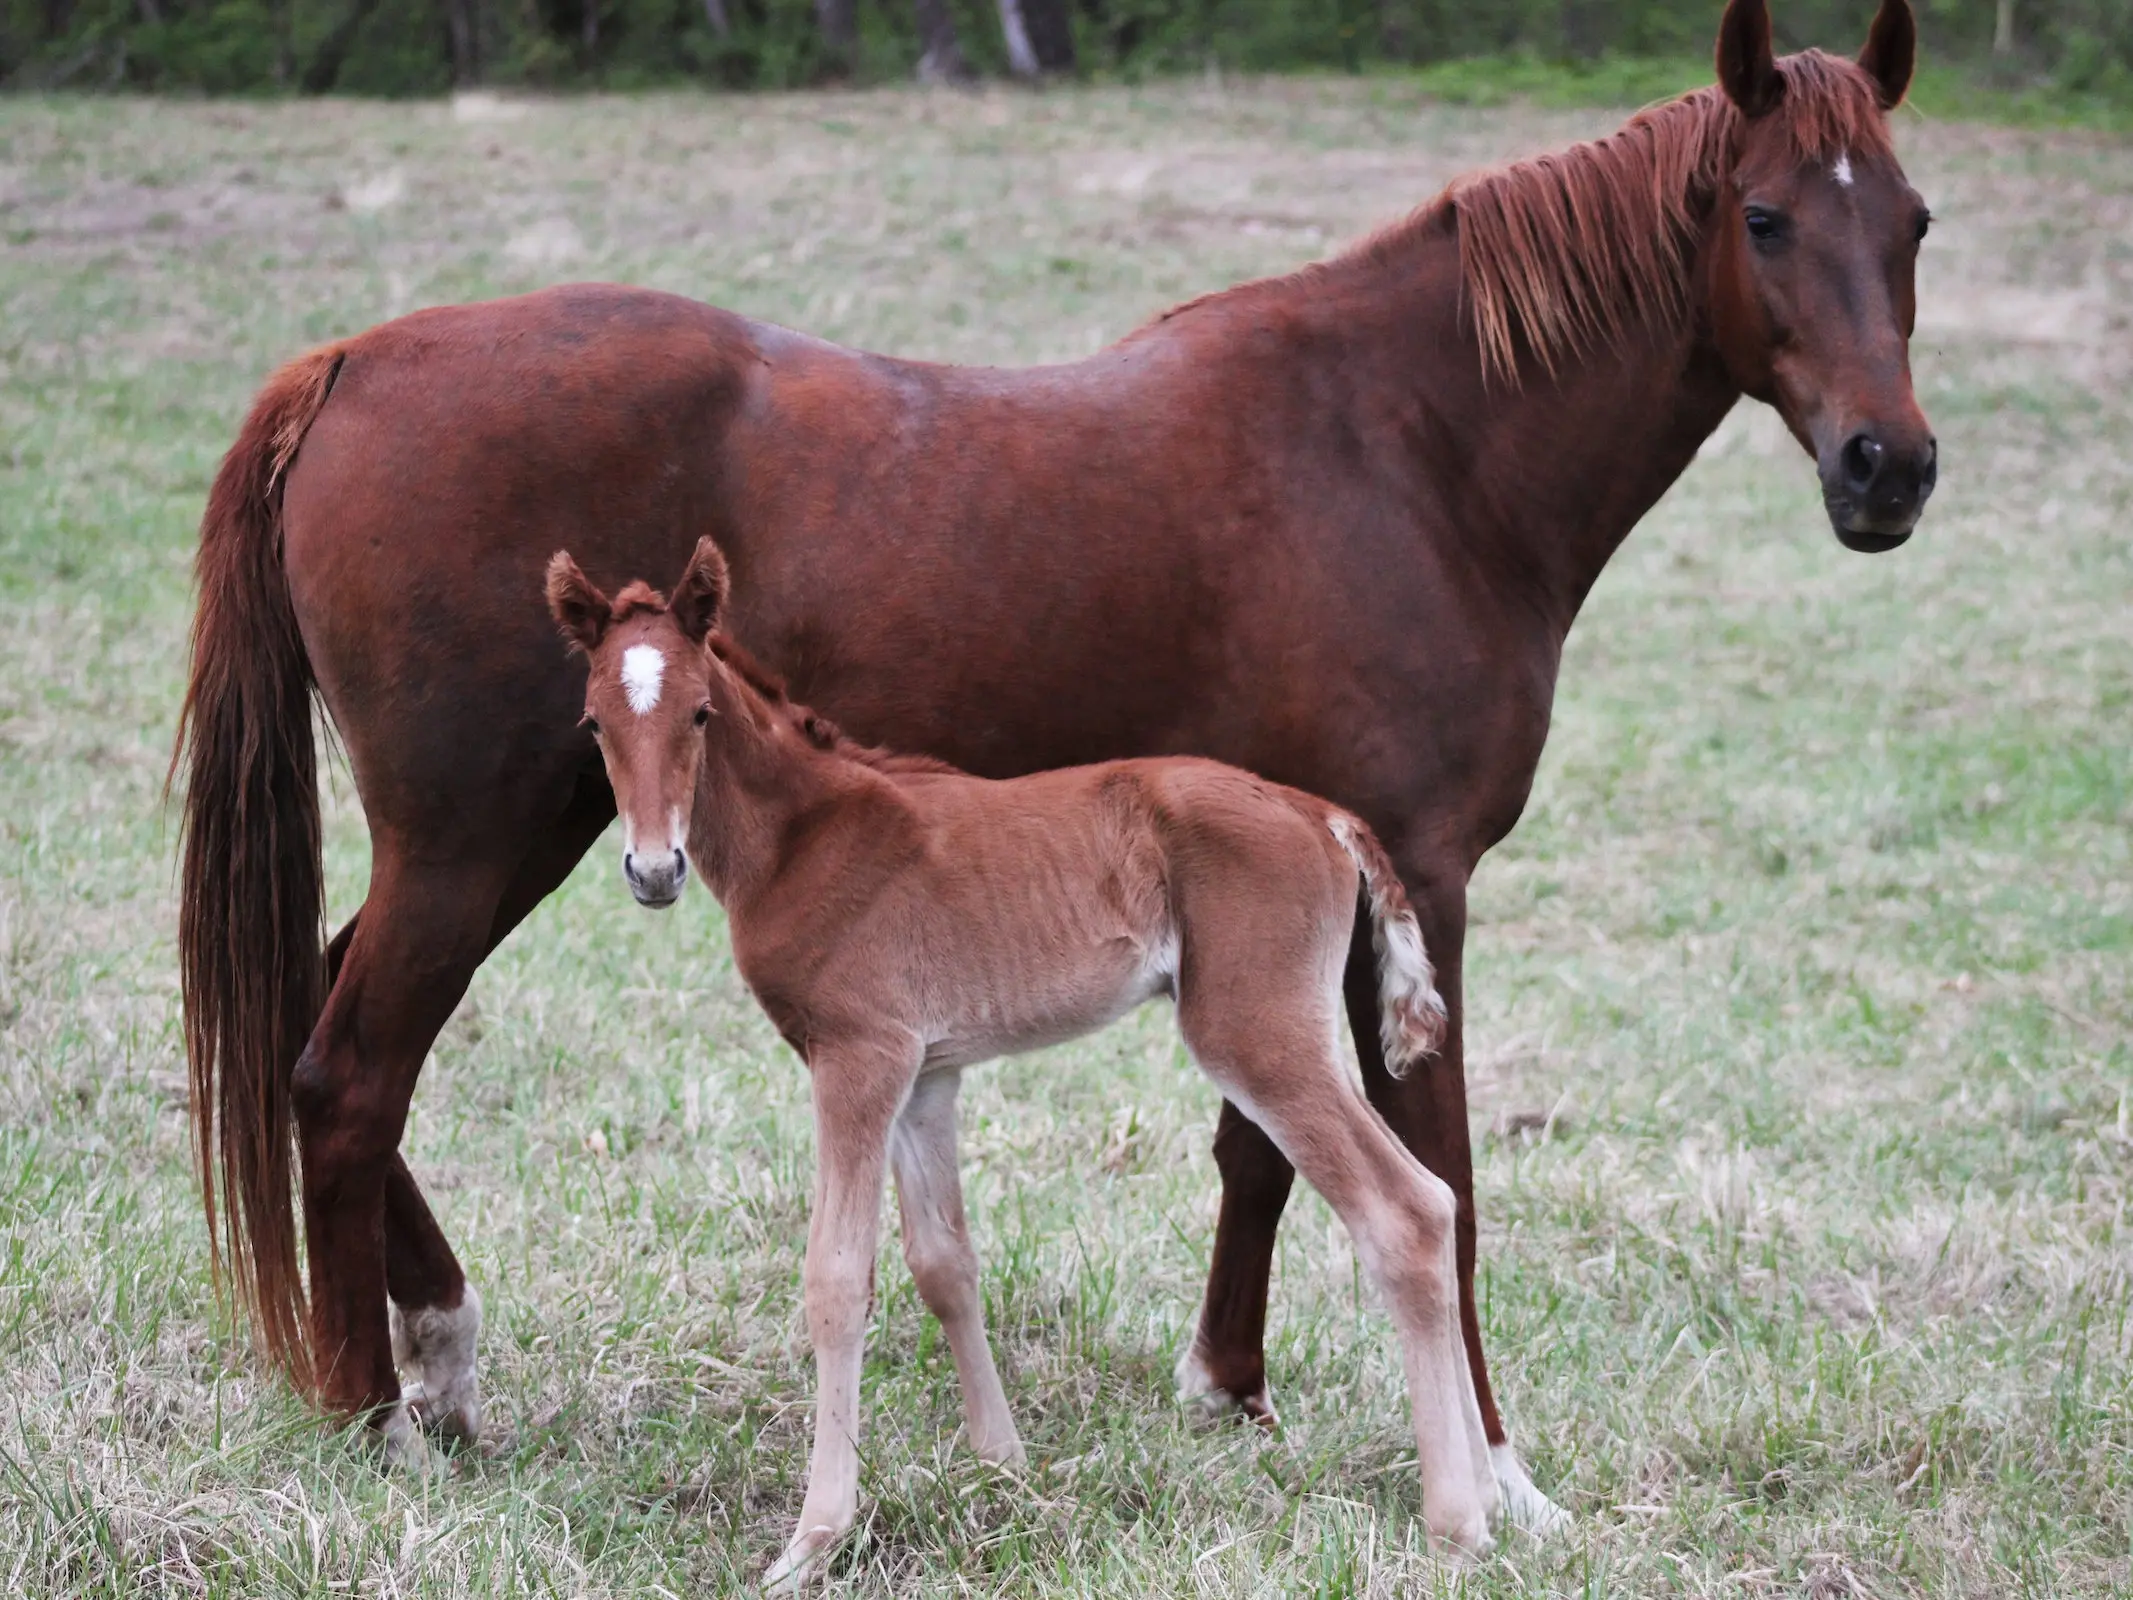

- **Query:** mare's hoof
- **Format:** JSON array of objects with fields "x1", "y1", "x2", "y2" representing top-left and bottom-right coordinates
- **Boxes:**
[
  {"x1": 377, "y1": 1399, "x2": 441, "y2": 1476},
  {"x1": 1173, "y1": 1339, "x2": 1279, "y2": 1430},
  {"x1": 1491, "y1": 1444, "x2": 1570, "y2": 1537},
  {"x1": 390, "y1": 1286, "x2": 484, "y2": 1446}
]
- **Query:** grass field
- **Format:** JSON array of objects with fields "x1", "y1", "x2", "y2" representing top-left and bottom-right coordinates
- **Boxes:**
[{"x1": 1, "y1": 79, "x2": 2129, "y2": 1597}]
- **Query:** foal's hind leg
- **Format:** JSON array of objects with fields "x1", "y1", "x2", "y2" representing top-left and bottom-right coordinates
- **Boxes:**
[
  {"x1": 888, "y1": 1070, "x2": 1022, "y2": 1466},
  {"x1": 1181, "y1": 1003, "x2": 1495, "y2": 1554}
]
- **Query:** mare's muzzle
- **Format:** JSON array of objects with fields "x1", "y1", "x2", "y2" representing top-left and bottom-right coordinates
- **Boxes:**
[
  {"x1": 623, "y1": 848, "x2": 688, "y2": 908},
  {"x1": 1822, "y1": 427, "x2": 1938, "y2": 552}
]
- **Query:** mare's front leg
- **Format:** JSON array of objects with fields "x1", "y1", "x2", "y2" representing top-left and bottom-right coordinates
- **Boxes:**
[
  {"x1": 766, "y1": 1036, "x2": 920, "y2": 1590},
  {"x1": 888, "y1": 1069, "x2": 1022, "y2": 1466}
]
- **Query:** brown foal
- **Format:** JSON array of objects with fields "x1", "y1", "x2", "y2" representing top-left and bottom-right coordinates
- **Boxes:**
[{"x1": 548, "y1": 539, "x2": 1492, "y2": 1579}]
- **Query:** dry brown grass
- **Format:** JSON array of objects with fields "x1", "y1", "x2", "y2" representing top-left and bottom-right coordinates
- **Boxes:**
[{"x1": 0, "y1": 80, "x2": 2127, "y2": 1596}]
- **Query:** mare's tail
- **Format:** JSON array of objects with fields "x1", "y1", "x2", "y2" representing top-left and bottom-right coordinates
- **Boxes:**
[
  {"x1": 1326, "y1": 813, "x2": 1448, "y2": 1077},
  {"x1": 170, "y1": 345, "x2": 345, "y2": 1389}
]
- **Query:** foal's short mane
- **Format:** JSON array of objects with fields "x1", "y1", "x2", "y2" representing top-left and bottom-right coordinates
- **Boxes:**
[
  {"x1": 1154, "y1": 50, "x2": 1894, "y2": 384},
  {"x1": 707, "y1": 631, "x2": 963, "y2": 778}
]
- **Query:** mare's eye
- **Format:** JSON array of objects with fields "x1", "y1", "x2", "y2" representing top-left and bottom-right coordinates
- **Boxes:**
[
  {"x1": 1914, "y1": 211, "x2": 1932, "y2": 244},
  {"x1": 1744, "y1": 207, "x2": 1783, "y2": 243},
  {"x1": 693, "y1": 702, "x2": 712, "y2": 728}
]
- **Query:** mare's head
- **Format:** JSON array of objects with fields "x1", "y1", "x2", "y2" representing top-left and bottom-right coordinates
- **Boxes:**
[
  {"x1": 1708, "y1": 0, "x2": 1936, "y2": 549},
  {"x1": 546, "y1": 538, "x2": 738, "y2": 909}
]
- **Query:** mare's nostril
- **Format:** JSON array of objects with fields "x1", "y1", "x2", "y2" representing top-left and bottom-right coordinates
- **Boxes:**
[
  {"x1": 1920, "y1": 440, "x2": 1939, "y2": 494},
  {"x1": 1841, "y1": 433, "x2": 1884, "y2": 493}
]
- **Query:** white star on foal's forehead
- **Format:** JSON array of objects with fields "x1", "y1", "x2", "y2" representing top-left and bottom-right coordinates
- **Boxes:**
[
  {"x1": 621, "y1": 645, "x2": 665, "y2": 715},
  {"x1": 1834, "y1": 152, "x2": 1855, "y2": 188}
]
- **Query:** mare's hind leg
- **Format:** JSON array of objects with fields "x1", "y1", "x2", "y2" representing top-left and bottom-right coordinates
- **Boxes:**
[
  {"x1": 291, "y1": 850, "x2": 516, "y2": 1455},
  {"x1": 888, "y1": 1070, "x2": 1022, "y2": 1466},
  {"x1": 372, "y1": 774, "x2": 615, "y2": 1447},
  {"x1": 1179, "y1": 994, "x2": 1496, "y2": 1553}
]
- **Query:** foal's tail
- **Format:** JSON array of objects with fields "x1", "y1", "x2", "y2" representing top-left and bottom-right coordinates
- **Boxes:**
[
  {"x1": 170, "y1": 344, "x2": 345, "y2": 1390},
  {"x1": 1326, "y1": 813, "x2": 1448, "y2": 1077}
]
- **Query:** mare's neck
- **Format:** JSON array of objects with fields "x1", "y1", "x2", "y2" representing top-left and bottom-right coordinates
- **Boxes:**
[{"x1": 1322, "y1": 211, "x2": 1742, "y2": 643}]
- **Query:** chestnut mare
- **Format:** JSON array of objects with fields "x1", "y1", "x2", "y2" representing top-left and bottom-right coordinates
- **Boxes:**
[
  {"x1": 550, "y1": 538, "x2": 1488, "y2": 1575},
  {"x1": 174, "y1": 0, "x2": 1936, "y2": 1528}
]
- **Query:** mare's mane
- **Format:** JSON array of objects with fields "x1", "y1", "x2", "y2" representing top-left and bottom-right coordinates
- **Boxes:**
[{"x1": 1154, "y1": 50, "x2": 1895, "y2": 383}]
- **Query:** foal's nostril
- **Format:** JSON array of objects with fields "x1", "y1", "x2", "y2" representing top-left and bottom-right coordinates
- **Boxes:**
[
  {"x1": 1841, "y1": 432, "x2": 1885, "y2": 493},
  {"x1": 1920, "y1": 439, "x2": 1939, "y2": 495}
]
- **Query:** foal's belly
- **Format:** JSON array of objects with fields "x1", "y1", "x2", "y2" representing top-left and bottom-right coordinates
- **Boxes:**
[{"x1": 917, "y1": 932, "x2": 1177, "y2": 1073}]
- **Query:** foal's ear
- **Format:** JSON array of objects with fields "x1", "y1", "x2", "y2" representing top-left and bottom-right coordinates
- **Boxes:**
[
  {"x1": 1857, "y1": 0, "x2": 1917, "y2": 110},
  {"x1": 1715, "y1": 0, "x2": 1785, "y2": 119},
  {"x1": 670, "y1": 537, "x2": 730, "y2": 642},
  {"x1": 546, "y1": 551, "x2": 613, "y2": 653}
]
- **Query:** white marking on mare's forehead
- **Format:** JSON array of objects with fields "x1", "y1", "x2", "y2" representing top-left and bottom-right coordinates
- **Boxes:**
[
  {"x1": 621, "y1": 645, "x2": 665, "y2": 715},
  {"x1": 1833, "y1": 152, "x2": 1855, "y2": 188}
]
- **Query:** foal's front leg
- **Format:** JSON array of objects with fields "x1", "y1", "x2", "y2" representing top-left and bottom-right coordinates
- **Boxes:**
[
  {"x1": 766, "y1": 1038, "x2": 920, "y2": 1591},
  {"x1": 889, "y1": 1070, "x2": 1022, "y2": 1466}
]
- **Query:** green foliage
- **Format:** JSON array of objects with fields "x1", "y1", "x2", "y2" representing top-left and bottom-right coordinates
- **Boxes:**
[{"x1": 3, "y1": 0, "x2": 2133, "y2": 105}]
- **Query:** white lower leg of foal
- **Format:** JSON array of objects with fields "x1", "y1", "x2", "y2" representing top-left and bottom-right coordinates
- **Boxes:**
[
  {"x1": 1492, "y1": 1441, "x2": 1570, "y2": 1536},
  {"x1": 389, "y1": 1285, "x2": 483, "y2": 1443},
  {"x1": 889, "y1": 1071, "x2": 1023, "y2": 1467},
  {"x1": 1363, "y1": 1183, "x2": 1495, "y2": 1558}
]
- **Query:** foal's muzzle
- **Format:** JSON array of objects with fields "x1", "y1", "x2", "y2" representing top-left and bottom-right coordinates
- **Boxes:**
[
  {"x1": 1823, "y1": 428, "x2": 1938, "y2": 552},
  {"x1": 623, "y1": 848, "x2": 687, "y2": 908}
]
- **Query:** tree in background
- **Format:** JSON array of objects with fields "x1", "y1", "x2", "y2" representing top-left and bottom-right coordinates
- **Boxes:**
[{"x1": 0, "y1": 0, "x2": 2128, "y2": 98}]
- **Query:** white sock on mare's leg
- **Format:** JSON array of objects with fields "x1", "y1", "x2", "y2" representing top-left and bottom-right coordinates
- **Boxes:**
[
  {"x1": 389, "y1": 1284, "x2": 484, "y2": 1443},
  {"x1": 1173, "y1": 1321, "x2": 1277, "y2": 1426}
]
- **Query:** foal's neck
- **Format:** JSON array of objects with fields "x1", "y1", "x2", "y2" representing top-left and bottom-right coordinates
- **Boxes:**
[{"x1": 685, "y1": 682, "x2": 860, "y2": 908}]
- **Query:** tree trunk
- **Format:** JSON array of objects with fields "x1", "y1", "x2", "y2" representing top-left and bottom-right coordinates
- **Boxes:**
[
  {"x1": 446, "y1": 0, "x2": 481, "y2": 81},
  {"x1": 1993, "y1": 0, "x2": 2014, "y2": 57},
  {"x1": 997, "y1": 0, "x2": 1073, "y2": 75},
  {"x1": 301, "y1": 0, "x2": 384, "y2": 90},
  {"x1": 702, "y1": 0, "x2": 730, "y2": 38},
  {"x1": 914, "y1": 0, "x2": 971, "y2": 82},
  {"x1": 814, "y1": 0, "x2": 856, "y2": 75}
]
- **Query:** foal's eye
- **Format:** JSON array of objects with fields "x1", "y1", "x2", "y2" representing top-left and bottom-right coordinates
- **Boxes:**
[
  {"x1": 1744, "y1": 207, "x2": 1783, "y2": 244},
  {"x1": 693, "y1": 702, "x2": 712, "y2": 728},
  {"x1": 1914, "y1": 211, "x2": 1932, "y2": 244},
  {"x1": 580, "y1": 715, "x2": 600, "y2": 738}
]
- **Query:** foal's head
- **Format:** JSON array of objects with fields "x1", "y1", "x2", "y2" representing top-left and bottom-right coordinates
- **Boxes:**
[
  {"x1": 546, "y1": 538, "x2": 747, "y2": 909},
  {"x1": 1708, "y1": 0, "x2": 1935, "y2": 549}
]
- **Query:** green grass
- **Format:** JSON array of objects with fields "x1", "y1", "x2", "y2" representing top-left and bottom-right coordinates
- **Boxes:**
[
  {"x1": 0, "y1": 79, "x2": 2129, "y2": 1597},
  {"x1": 1386, "y1": 52, "x2": 2133, "y2": 132}
]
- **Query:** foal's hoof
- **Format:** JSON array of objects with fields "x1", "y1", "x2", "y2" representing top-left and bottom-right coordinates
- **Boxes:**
[
  {"x1": 763, "y1": 1523, "x2": 844, "y2": 1591},
  {"x1": 1491, "y1": 1444, "x2": 1570, "y2": 1537},
  {"x1": 1173, "y1": 1340, "x2": 1279, "y2": 1430},
  {"x1": 390, "y1": 1286, "x2": 484, "y2": 1445}
]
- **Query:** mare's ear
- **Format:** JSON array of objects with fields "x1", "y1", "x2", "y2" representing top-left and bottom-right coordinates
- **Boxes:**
[
  {"x1": 670, "y1": 537, "x2": 730, "y2": 642},
  {"x1": 546, "y1": 551, "x2": 612, "y2": 653},
  {"x1": 1857, "y1": 0, "x2": 1916, "y2": 110},
  {"x1": 1715, "y1": 0, "x2": 1784, "y2": 119}
]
